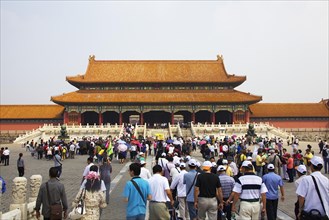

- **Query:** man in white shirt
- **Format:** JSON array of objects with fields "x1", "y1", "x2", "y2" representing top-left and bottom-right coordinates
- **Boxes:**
[
  {"x1": 170, "y1": 163, "x2": 189, "y2": 220},
  {"x1": 294, "y1": 164, "x2": 307, "y2": 219},
  {"x1": 170, "y1": 161, "x2": 181, "y2": 181},
  {"x1": 139, "y1": 160, "x2": 151, "y2": 180},
  {"x1": 82, "y1": 157, "x2": 94, "y2": 183},
  {"x1": 148, "y1": 165, "x2": 174, "y2": 220},
  {"x1": 3, "y1": 147, "x2": 10, "y2": 166},
  {"x1": 69, "y1": 142, "x2": 76, "y2": 159},
  {"x1": 296, "y1": 156, "x2": 329, "y2": 219}
]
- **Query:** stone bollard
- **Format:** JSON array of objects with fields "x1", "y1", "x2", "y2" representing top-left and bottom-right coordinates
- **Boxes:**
[
  {"x1": 10, "y1": 177, "x2": 28, "y2": 220},
  {"x1": 29, "y1": 175, "x2": 42, "y2": 202}
]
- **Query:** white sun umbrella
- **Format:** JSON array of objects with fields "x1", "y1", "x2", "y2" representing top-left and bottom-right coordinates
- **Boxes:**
[
  {"x1": 118, "y1": 144, "x2": 128, "y2": 152},
  {"x1": 117, "y1": 140, "x2": 126, "y2": 144}
]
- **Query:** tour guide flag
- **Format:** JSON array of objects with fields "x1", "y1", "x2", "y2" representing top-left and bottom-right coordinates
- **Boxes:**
[{"x1": 155, "y1": 133, "x2": 164, "y2": 140}]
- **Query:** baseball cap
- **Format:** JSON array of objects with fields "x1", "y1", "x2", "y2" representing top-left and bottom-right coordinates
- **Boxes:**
[
  {"x1": 196, "y1": 161, "x2": 201, "y2": 167},
  {"x1": 296, "y1": 165, "x2": 307, "y2": 174},
  {"x1": 202, "y1": 161, "x2": 212, "y2": 170},
  {"x1": 139, "y1": 152, "x2": 144, "y2": 155},
  {"x1": 140, "y1": 160, "x2": 146, "y2": 165},
  {"x1": 202, "y1": 161, "x2": 212, "y2": 167},
  {"x1": 211, "y1": 162, "x2": 217, "y2": 167},
  {"x1": 179, "y1": 162, "x2": 186, "y2": 168},
  {"x1": 310, "y1": 156, "x2": 323, "y2": 166},
  {"x1": 186, "y1": 155, "x2": 191, "y2": 161},
  {"x1": 267, "y1": 164, "x2": 275, "y2": 170},
  {"x1": 161, "y1": 152, "x2": 166, "y2": 157},
  {"x1": 222, "y1": 159, "x2": 228, "y2": 165},
  {"x1": 241, "y1": 160, "x2": 252, "y2": 168},
  {"x1": 217, "y1": 165, "x2": 226, "y2": 172},
  {"x1": 188, "y1": 159, "x2": 197, "y2": 167},
  {"x1": 247, "y1": 156, "x2": 253, "y2": 160},
  {"x1": 219, "y1": 152, "x2": 223, "y2": 156}
]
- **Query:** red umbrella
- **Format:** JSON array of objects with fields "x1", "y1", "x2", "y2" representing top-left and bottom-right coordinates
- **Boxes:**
[{"x1": 131, "y1": 140, "x2": 141, "y2": 145}]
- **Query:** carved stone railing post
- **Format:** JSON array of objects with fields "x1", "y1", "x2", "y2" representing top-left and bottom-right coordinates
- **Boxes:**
[
  {"x1": 29, "y1": 175, "x2": 42, "y2": 202},
  {"x1": 10, "y1": 177, "x2": 27, "y2": 220}
]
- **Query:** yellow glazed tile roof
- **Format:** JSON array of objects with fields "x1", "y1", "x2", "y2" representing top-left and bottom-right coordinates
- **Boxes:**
[
  {"x1": 250, "y1": 103, "x2": 329, "y2": 118},
  {"x1": 51, "y1": 89, "x2": 262, "y2": 104},
  {"x1": 0, "y1": 105, "x2": 64, "y2": 119},
  {"x1": 66, "y1": 56, "x2": 246, "y2": 84}
]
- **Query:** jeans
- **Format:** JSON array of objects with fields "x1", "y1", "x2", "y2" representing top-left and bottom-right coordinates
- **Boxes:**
[
  {"x1": 324, "y1": 157, "x2": 329, "y2": 173},
  {"x1": 55, "y1": 166, "x2": 62, "y2": 177},
  {"x1": 105, "y1": 182, "x2": 111, "y2": 204},
  {"x1": 126, "y1": 214, "x2": 145, "y2": 220},
  {"x1": 187, "y1": 201, "x2": 198, "y2": 220},
  {"x1": 266, "y1": 199, "x2": 278, "y2": 220},
  {"x1": 287, "y1": 168, "x2": 294, "y2": 182}
]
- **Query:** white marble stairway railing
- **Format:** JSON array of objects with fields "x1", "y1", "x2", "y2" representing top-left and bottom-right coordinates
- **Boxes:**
[{"x1": 0, "y1": 175, "x2": 42, "y2": 220}]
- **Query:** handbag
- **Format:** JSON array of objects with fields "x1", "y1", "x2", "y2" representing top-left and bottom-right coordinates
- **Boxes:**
[
  {"x1": 69, "y1": 189, "x2": 86, "y2": 220},
  {"x1": 46, "y1": 182, "x2": 63, "y2": 220}
]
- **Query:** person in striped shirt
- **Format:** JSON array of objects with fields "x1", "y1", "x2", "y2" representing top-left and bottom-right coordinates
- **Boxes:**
[
  {"x1": 231, "y1": 160, "x2": 268, "y2": 220},
  {"x1": 217, "y1": 165, "x2": 235, "y2": 220}
]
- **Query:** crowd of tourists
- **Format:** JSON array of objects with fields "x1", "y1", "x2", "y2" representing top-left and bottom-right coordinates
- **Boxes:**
[{"x1": 1, "y1": 129, "x2": 329, "y2": 220}]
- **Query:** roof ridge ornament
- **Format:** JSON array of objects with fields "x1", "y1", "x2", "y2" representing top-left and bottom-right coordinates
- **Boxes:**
[
  {"x1": 89, "y1": 55, "x2": 95, "y2": 62},
  {"x1": 217, "y1": 54, "x2": 223, "y2": 61}
]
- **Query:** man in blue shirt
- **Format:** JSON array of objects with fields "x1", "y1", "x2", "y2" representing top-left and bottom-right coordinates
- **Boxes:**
[
  {"x1": 183, "y1": 159, "x2": 199, "y2": 220},
  {"x1": 262, "y1": 163, "x2": 285, "y2": 220},
  {"x1": 123, "y1": 163, "x2": 152, "y2": 220}
]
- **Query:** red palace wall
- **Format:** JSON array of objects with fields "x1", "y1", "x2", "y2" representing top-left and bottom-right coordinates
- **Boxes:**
[{"x1": 0, "y1": 123, "x2": 52, "y2": 131}]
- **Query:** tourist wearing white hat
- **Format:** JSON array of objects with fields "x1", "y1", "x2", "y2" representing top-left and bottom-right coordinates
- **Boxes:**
[
  {"x1": 183, "y1": 159, "x2": 199, "y2": 220},
  {"x1": 217, "y1": 165, "x2": 235, "y2": 220},
  {"x1": 170, "y1": 163, "x2": 189, "y2": 220},
  {"x1": 296, "y1": 156, "x2": 329, "y2": 219},
  {"x1": 194, "y1": 161, "x2": 223, "y2": 220},
  {"x1": 222, "y1": 159, "x2": 234, "y2": 177},
  {"x1": 262, "y1": 164, "x2": 285, "y2": 220},
  {"x1": 139, "y1": 160, "x2": 151, "y2": 180},
  {"x1": 231, "y1": 160, "x2": 268, "y2": 219},
  {"x1": 294, "y1": 164, "x2": 307, "y2": 219}
]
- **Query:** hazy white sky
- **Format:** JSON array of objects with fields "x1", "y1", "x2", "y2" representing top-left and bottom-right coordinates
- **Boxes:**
[{"x1": 1, "y1": 1, "x2": 328, "y2": 104}]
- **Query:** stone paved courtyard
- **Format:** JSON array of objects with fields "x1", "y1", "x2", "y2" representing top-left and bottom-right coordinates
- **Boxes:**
[{"x1": 0, "y1": 141, "x2": 328, "y2": 219}]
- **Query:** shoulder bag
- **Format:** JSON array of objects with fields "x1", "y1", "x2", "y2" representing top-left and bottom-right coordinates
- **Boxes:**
[
  {"x1": 46, "y1": 182, "x2": 63, "y2": 220},
  {"x1": 69, "y1": 189, "x2": 86, "y2": 220},
  {"x1": 301, "y1": 176, "x2": 329, "y2": 220},
  {"x1": 131, "y1": 178, "x2": 146, "y2": 205},
  {"x1": 186, "y1": 172, "x2": 198, "y2": 197}
]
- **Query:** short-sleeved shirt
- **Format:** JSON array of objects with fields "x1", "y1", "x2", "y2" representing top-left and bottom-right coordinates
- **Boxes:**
[
  {"x1": 262, "y1": 172, "x2": 284, "y2": 200},
  {"x1": 148, "y1": 173, "x2": 170, "y2": 202},
  {"x1": 195, "y1": 172, "x2": 221, "y2": 198},
  {"x1": 296, "y1": 172, "x2": 329, "y2": 216},
  {"x1": 233, "y1": 173, "x2": 268, "y2": 200},
  {"x1": 183, "y1": 170, "x2": 198, "y2": 202},
  {"x1": 123, "y1": 177, "x2": 151, "y2": 217}
]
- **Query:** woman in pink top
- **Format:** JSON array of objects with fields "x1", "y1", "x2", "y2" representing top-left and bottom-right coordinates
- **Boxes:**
[{"x1": 286, "y1": 153, "x2": 294, "y2": 182}]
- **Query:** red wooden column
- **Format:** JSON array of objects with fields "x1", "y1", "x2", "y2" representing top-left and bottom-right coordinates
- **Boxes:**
[
  {"x1": 211, "y1": 112, "x2": 216, "y2": 123},
  {"x1": 119, "y1": 112, "x2": 123, "y2": 125},
  {"x1": 232, "y1": 111, "x2": 236, "y2": 124},
  {"x1": 77, "y1": 112, "x2": 82, "y2": 124},
  {"x1": 171, "y1": 112, "x2": 175, "y2": 125},
  {"x1": 98, "y1": 112, "x2": 103, "y2": 125},
  {"x1": 192, "y1": 111, "x2": 196, "y2": 123},
  {"x1": 140, "y1": 112, "x2": 144, "y2": 125},
  {"x1": 245, "y1": 110, "x2": 250, "y2": 123},
  {"x1": 63, "y1": 111, "x2": 69, "y2": 124}
]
